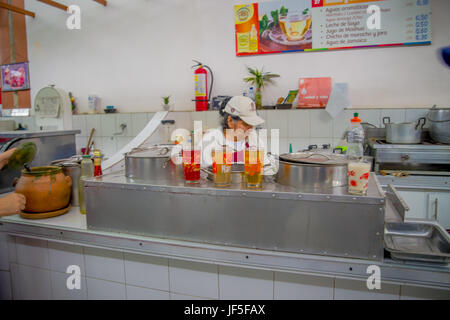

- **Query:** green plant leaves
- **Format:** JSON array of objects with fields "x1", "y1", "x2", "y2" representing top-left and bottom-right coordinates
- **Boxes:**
[{"x1": 244, "y1": 66, "x2": 280, "y2": 89}]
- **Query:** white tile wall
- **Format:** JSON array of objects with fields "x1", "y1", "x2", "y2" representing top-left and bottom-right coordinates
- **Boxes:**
[
  {"x1": 72, "y1": 115, "x2": 88, "y2": 137},
  {"x1": 15, "y1": 237, "x2": 49, "y2": 270},
  {"x1": 100, "y1": 114, "x2": 117, "y2": 137},
  {"x1": 310, "y1": 110, "x2": 333, "y2": 138},
  {"x1": 116, "y1": 113, "x2": 133, "y2": 137},
  {"x1": 170, "y1": 293, "x2": 209, "y2": 300},
  {"x1": 7, "y1": 235, "x2": 17, "y2": 265},
  {"x1": 288, "y1": 110, "x2": 310, "y2": 139},
  {"x1": 100, "y1": 136, "x2": 117, "y2": 158},
  {"x1": 400, "y1": 285, "x2": 450, "y2": 300},
  {"x1": 0, "y1": 271, "x2": 12, "y2": 300},
  {"x1": 334, "y1": 278, "x2": 400, "y2": 300},
  {"x1": 274, "y1": 272, "x2": 334, "y2": 300},
  {"x1": 405, "y1": 109, "x2": 431, "y2": 128},
  {"x1": 67, "y1": 108, "x2": 432, "y2": 159},
  {"x1": 206, "y1": 111, "x2": 221, "y2": 129},
  {"x1": 131, "y1": 113, "x2": 150, "y2": 136},
  {"x1": 124, "y1": 253, "x2": 169, "y2": 291},
  {"x1": 85, "y1": 114, "x2": 102, "y2": 139},
  {"x1": 4, "y1": 236, "x2": 450, "y2": 300},
  {"x1": 48, "y1": 241, "x2": 85, "y2": 274},
  {"x1": 169, "y1": 259, "x2": 219, "y2": 299},
  {"x1": 10, "y1": 264, "x2": 20, "y2": 300},
  {"x1": 219, "y1": 266, "x2": 274, "y2": 300},
  {"x1": 266, "y1": 110, "x2": 289, "y2": 138},
  {"x1": 10, "y1": 264, "x2": 52, "y2": 300},
  {"x1": 50, "y1": 271, "x2": 87, "y2": 300},
  {"x1": 126, "y1": 285, "x2": 170, "y2": 300},
  {"x1": 83, "y1": 247, "x2": 125, "y2": 283},
  {"x1": 0, "y1": 233, "x2": 9, "y2": 271},
  {"x1": 290, "y1": 138, "x2": 311, "y2": 153},
  {"x1": 86, "y1": 277, "x2": 126, "y2": 300},
  {"x1": 116, "y1": 137, "x2": 133, "y2": 151},
  {"x1": 381, "y1": 109, "x2": 406, "y2": 125}
]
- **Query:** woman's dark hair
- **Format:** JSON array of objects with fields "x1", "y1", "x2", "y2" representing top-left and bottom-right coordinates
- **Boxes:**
[{"x1": 219, "y1": 96, "x2": 240, "y2": 129}]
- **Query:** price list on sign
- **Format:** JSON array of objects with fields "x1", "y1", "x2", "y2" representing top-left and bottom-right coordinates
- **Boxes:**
[{"x1": 234, "y1": 0, "x2": 432, "y2": 56}]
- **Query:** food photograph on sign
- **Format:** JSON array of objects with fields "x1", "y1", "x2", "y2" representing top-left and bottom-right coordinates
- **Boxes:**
[
  {"x1": 0, "y1": 62, "x2": 30, "y2": 92},
  {"x1": 258, "y1": 0, "x2": 312, "y2": 53}
]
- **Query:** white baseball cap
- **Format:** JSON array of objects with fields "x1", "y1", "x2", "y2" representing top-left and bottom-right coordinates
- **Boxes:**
[{"x1": 223, "y1": 96, "x2": 265, "y2": 126}]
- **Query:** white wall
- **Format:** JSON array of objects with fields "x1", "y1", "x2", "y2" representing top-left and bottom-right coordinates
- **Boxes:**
[{"x1": 25, "y1": 0, "x2": 450, "y2": 113}]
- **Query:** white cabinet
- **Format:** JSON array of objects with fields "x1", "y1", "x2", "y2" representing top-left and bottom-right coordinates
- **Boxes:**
[
  {"x1": 397, "y1": 190, "x2": 450, "y2": 230},
  {"x1": 398, "y1": 191, "x2": 429, "y2": 220},
  {"x1": 427, "y1": 193, "x2": 450, "y2": 230}
]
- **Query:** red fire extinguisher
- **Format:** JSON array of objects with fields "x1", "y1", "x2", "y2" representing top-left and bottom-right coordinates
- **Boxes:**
[{"x1": 192, "y1": 60, "x2": 213, "y2": 112}]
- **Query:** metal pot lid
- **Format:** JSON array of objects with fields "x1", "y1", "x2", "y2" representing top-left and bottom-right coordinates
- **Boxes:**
[
  {"x1": 279, "y1": 152, "x2": 349, "y2": 165},
  {"x1": 126, "y1": 146, "x2": 173, "y2": 158},
  {"x1": 57, "y1": 162, "x2": 80, "y2": 167},
  {"x1": 428, "y1": 107, "x2": 450, "y2": 122}
]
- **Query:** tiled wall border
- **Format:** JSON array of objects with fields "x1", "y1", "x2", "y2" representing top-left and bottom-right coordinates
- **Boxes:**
[
  {"x1": 1, "y1": 108, "x2": 431, "y2": 157},
  {"x1": 1, "y1": 235, "x2": 449, "y2": 300}
]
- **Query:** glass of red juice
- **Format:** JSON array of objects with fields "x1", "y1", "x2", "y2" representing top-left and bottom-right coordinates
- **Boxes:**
[{"x1": 182, "y1": 146, "x2": 201, "y2": 184}]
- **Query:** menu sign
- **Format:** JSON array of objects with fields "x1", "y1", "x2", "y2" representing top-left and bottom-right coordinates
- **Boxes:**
[{"x1": 234, "y1": 0, "x2": 432, "y2": 56}]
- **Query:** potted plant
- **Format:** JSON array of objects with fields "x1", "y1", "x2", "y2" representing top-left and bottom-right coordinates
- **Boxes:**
[
  {"x1": 243, "y1": 67, "x2": 280, "y2": 109},
  {"x1": 162, "y1": 95, "x2": 171, "y2": 111}
]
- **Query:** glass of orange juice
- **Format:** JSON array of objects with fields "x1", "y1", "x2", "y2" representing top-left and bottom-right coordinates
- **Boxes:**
[
  {"x1": 212, "y1": 147, "x2": 232, "y2": 187},
  {"x1": 244, "y1": 147, "x2": 264, "y2": 188}
]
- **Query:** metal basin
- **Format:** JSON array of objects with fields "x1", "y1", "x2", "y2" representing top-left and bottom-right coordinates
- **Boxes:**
[{"x1": 384, "y1": 220, "x2": 450, "y2": 264}]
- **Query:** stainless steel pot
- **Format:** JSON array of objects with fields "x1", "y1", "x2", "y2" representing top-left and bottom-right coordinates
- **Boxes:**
[
  {"x1": 51, "y1": 157, "x2": 81, "y2": 206},
  {"x1": 276, "y1": 152, "x2": 349, "y2": 192},
  {"x1": 427, "y1": 106, "x2": 450, "y2": 144},
  {"x1": 59, "y1": 162, "x2": 80, "y2": 206},
  {"x1": 383, "y1": 117, "x2": 426, "y2": 144},
  {"x1": 125, "y1": 145, "x2": 182, "y2": 182}
]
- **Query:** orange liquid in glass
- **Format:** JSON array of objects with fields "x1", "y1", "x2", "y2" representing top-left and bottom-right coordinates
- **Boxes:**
[{"x1": 244, "y1": 149, "x2": 264, "y2": 188}]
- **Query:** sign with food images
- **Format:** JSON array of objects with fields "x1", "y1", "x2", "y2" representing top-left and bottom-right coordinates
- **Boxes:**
[{"x1": 234, "y1": 0, "x2": 432, "y2": 56}]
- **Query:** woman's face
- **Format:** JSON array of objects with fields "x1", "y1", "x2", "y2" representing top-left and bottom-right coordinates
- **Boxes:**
[{"x1": 226, "y1": 117, "x2": 253, "y2": 141}]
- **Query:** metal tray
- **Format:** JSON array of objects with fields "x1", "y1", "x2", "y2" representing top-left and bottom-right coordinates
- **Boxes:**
[{"x1": 384, "y1": 220, "x2": 450, "y2": 264}]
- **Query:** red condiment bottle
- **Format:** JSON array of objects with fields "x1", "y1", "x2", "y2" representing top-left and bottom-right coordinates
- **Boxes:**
[{"x1": 93, "y1": 149, "x2": 103, "y2": 177}]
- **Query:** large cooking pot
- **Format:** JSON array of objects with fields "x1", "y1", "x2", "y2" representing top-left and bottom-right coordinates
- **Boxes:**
[
  {"x1": 276, "y1": 152, "x2": 350, "y2": 192},
  {"x1": 125, "y1": 145, "x2": 182, "y2": 181},
  {"x1": 383, "y1": 117, "x2": 426, "y2": 144},
  {"x1": 427, "y1": 106, "x2": 450, "y2": 144},
  {"x1": 51, "y1": 156, "x2": 82, "y2": 206},
  {"x1": 14, "y1": 166, "x2": 72, "y2": 213}
]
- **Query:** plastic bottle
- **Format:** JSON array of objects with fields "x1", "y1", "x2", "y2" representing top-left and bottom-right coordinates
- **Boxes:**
[
  {"x1": 78, "y1": 155, "x2": 94, "y2": 215},
  {"x1": 248, "y1": 87, "x2": 255, "y2": 102},
  {"x1": 93, "y1": 150, "x2": 103, "y2": 177},
  {"x1": 346, "y1": 113, "x2": 365, "y2": 159}
]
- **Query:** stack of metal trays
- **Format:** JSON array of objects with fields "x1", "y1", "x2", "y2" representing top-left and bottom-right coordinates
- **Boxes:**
[{"x1": 384, "y1": 220, "x2": 450, "y2": 264}]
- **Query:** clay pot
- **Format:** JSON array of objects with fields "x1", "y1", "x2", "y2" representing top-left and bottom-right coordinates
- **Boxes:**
[{"x1": 14, "y1": 166, "x2": 72, "y2": 213}]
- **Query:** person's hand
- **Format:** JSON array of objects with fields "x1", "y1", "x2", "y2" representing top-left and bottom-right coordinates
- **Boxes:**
[
  {"x1": 0, "y1": 148, "x2": 17, "y2": 170},
  {"x1": 0, "y1": 193, "x2": 26, "y2": 217}
]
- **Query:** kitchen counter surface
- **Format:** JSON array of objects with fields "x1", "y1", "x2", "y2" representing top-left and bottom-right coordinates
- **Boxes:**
[{"x1": 1, "y1": 206, "x2": 449, "y2": 290}]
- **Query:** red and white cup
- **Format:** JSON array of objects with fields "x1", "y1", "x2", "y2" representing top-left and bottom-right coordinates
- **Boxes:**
[{"x1": 348, "y1": 160, "x2": 372, "y2": 196}]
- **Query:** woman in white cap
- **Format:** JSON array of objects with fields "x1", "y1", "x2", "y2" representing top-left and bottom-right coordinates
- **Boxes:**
[{"x1": 201, "y1": 96, "x2": 276, "y2": 175}]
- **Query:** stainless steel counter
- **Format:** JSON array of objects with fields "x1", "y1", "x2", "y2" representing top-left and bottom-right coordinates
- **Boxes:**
[
  {"x1": 1, "y1": 207, "x2": 449, "y2": 290},
  {"x1": 83, "y1": 172, "x2": 387, "y2": 262}
]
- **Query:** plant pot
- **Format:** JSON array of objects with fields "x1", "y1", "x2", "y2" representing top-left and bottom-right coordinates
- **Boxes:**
[
  {"x1": 14, "y1": 166, "x2": 72, "y2": 213},
  {"x1": 255, "y1": 89, "x2": 262, "y2": 110}
]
